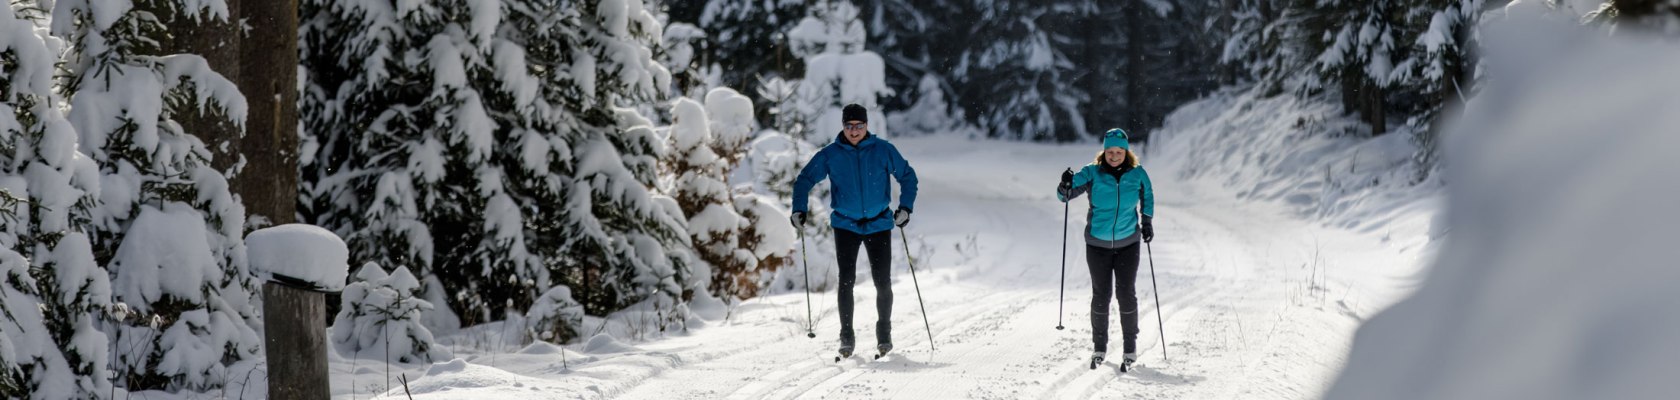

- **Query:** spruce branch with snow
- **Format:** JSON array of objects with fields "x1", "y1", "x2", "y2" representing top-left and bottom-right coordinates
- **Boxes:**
[
  {"x1": 3, "y1": 4, "x2": 112, "y2": 397},
  {"x1": 49, "y1": 0, "x2": 262, "y2": 392},
  {"x1": 300, "y1": 0, "x2": 693, "y2": 333}
]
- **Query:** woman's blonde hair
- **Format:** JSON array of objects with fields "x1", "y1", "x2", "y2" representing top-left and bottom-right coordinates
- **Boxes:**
[{"x1": 1094, "y1": 149, "x2": 1141, "y2": 168}]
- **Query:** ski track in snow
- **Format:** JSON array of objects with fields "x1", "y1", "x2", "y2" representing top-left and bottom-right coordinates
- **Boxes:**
[{"x1": 338, "y1": 136, "x2": 1430, "y2": 400}]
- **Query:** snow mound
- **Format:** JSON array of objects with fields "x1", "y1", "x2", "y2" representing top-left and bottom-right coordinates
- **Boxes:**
[
  {"x1": 1325, "y1": 16, "x2": 1680, "y2": 400},
  {"x1": 686, "y1": 292, "x2": 728, "y2": 321},
  {"x1": 583, "y1": 333, "x2": 635, "y2": 354},
  {"x1": 517, "y1": 342, "x2": 561, "y2": 355},
  {"x1": 424, "y1": 358, "x2": 470, "y2": 376},
  {"x1": 246, "y1": 224, "x2": 348, "y2": 291}
]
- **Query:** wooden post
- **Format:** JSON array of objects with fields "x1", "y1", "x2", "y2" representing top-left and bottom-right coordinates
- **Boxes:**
[
  {"x1": 263, "y1": 279, "x2": 330, "y2": 399},
  {"x1": 248, "y1": 224, "x2": 348, "y2": 400}
]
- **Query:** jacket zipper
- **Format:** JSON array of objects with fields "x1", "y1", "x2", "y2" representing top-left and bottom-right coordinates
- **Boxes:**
[
  {"x1": 852, "y1": 142, "x2": 866, "y2": 225},
  {"x1": 1111, "y1": 172, "x2": 1121, "y2": 247}
]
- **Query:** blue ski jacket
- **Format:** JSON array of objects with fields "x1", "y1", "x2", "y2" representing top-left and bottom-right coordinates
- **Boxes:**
[
  {"x1": 1058, "y1": 154, "x2": 1154, "y2": 248},
  {"x1": 793, "y1": 132, "x2": 919, "y2": 235}
]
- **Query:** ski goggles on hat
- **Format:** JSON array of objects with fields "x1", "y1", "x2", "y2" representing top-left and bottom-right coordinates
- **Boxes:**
[{"x1": 1103, "y1": 128, "x2": 1129, "y2": 149}]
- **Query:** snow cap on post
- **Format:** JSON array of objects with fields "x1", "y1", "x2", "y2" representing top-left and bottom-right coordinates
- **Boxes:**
[
  {"x1": 842, "y1": 103, "x2": 868, "y2": 123},
  {"x1": 1103, "y1": 128, "x2": 1129, "y2": 150},
  {"x1": 247, "y1": 224, "x2": 350, "y2": 292}
]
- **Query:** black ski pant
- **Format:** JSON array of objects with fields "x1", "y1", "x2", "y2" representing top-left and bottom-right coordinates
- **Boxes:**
[
  {"x1": 835, "y1": 228, "x2": 893, "y2": 346},
  {"x1": 1088, "y1": 243, "x2": 1141, "y2": 354}
]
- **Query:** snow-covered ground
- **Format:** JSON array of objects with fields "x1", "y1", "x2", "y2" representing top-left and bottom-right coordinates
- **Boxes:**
[{"x1": 323, "y1": 131, "x2": 1438, "y2": 399}]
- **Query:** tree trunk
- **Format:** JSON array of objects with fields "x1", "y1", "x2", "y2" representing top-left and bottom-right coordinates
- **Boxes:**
[
  {"x1": 1363, "y1": 79, "x2": 1386, "y2": 136},
  {"x1": 263, "y1": 282, "x2": 330, "y2": 400},
  {"x1": 238, "y1": 0, "x2": 302, "y2": 227}
]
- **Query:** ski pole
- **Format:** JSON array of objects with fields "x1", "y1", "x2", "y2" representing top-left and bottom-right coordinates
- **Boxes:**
[
  {"x1": 1146, "y1": 241, "x2": 1166, "y2": 361},
  {"x1": 799, "y1": 227, "x2": 815, "y2": 339},
  {"x1": 898, "y1": 227, "x2": 934, "y2": 352},
  {"x1": 1057, "y1": 196, "x2": 1069, "y2": 330}
]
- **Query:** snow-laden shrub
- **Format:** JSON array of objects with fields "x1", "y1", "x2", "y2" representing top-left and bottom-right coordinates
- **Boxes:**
[
  {"x1": 525, "y1": 286, "x2": 586, "y2": 344},
  {"x1": 331, "y1": 263, "x2": 452, "y2": 364},
  {"x1": 665, "y1": 88, "x2": 795, "y2": 301}
]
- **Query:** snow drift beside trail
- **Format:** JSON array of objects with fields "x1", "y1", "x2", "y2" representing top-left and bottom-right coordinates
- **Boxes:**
[
  {"x1": 1324, "y1": 13, "x2": 1680, "y2": 400},
  {"x1": 1148, "y1": 86, "x2": 1432, "y2": 233}
]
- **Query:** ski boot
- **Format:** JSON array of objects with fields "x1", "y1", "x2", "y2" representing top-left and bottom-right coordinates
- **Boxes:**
[
  {"x1": 1090, "y1": 351, "x2": 1106, "y2": 370},
  {"x1": 874, "y1": 343, "x2": 894, "y2": 360},
  {"x1": 835, "y1": 335, "x2": 856, "y2": 362}
]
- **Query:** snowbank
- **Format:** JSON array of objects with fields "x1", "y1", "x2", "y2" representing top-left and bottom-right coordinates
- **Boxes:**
[
  {"x1": 1324, "y1": 15, "x2": 1680, "y2": 400},
  {"x1": 1149, "y1": 88, "x2": 1434, "y2": 231},
  {"x1": 246, "y1": 223, "x2": 349, "y2": 291}
]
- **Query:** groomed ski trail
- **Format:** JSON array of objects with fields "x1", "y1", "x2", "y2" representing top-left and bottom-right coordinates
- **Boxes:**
[
  {"x1": 363, "y1": 136, "x2": 1430, "y2": 400},
  {"x1": 604, "y1": 137, "x2": 1424, "y2": 400}
]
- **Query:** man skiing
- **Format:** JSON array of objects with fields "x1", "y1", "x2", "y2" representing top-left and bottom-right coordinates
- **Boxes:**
[
  {"x1": 1057, "y1": 128, "x2": 1155, "y2": 371},
  {"x1": 791, "y1": 103, "x2": 919, "y2": 359}
]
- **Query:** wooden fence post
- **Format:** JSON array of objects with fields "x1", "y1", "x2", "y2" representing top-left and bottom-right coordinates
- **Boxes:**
[{"x1": 247, "y1": 224, "x2": 349, "y2": 400}]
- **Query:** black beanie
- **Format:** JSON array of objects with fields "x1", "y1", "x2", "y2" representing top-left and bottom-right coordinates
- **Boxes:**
[{"x1": 842, "y1": 104, "x2": 868, "y2": 123}]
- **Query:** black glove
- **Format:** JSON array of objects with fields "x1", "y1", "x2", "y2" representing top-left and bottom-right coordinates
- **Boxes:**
[
  {"x1": 790, "y1": 211, "x2": 808, "y2": 227},
  {"x1": 893, "y1": 207, "x2": 911, "y2": 227},
  {"x1": 1057, "y1": 169, "x2": 1074, "y2": 200},
  {"x1": 1140, "y1": 215, "x2": 1154, "y2": 243}
]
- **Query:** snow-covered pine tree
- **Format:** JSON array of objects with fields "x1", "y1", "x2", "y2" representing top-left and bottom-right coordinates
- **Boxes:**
[
  {"x1": 1223, "y1": 0, "x2": 1323, "y2": 94},
  {"x1": 1394, "y1": 0, "x2": 1484, "y2": 178},
  {"x1": 666, "y1": 97, "x2": 751, "y2": 299},
  {"x1": 1068, "y1": 1, "x2": 1221, "y2": 140},
  {"x1": 786, "y1": 0, "x2": 894, "y2": 135},
  {"x1": 299, "y1": 0, "x2": 505, "y2": 324},
  {"x1": 300, "y1": 0, "x2": 693, "y2": 333},
  {"x1": 946, "y1": 0, "x2": 1087, "y2": 141},
  {"x1": 331, "y1": 263, "x2": 451, "y2": 363},
  {"x1": 704, "y1": 89, "x2": 795, "y2": 296},
  {"x1": 49, "y1": 0, "x2": 260, "y2": 391},
  {"x1": 850, "y1": 0, "x2": 959, "y2": 113},
  {"x1": 1302, "y1": 0, "x2": 1406, "y2": 135},
  {"x1": 663, "y1": 88, "x2": 793, "y2": 300},
  {"x1": 661, "y1": 22, "x2": 716, "y2": 99},
  {"x1": 1213, "y1": 0, "x2": 1482, "y2": 170},
  {"x1": 2, "y1": 5, "x2": 111, "y2": 397},
  {"x1": 699, "y1": 0, "x2": 807, "y2": 91}
]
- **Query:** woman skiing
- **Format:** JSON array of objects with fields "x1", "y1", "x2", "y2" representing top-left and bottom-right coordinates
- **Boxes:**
[{"x1": 1056, "y1": 128, "x2": 1155, "y2": 371}]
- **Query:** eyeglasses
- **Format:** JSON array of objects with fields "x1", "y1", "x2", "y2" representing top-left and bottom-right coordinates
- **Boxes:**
[{"x1": 845, "y1": 122, "x2": 867, "y2": 130}]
